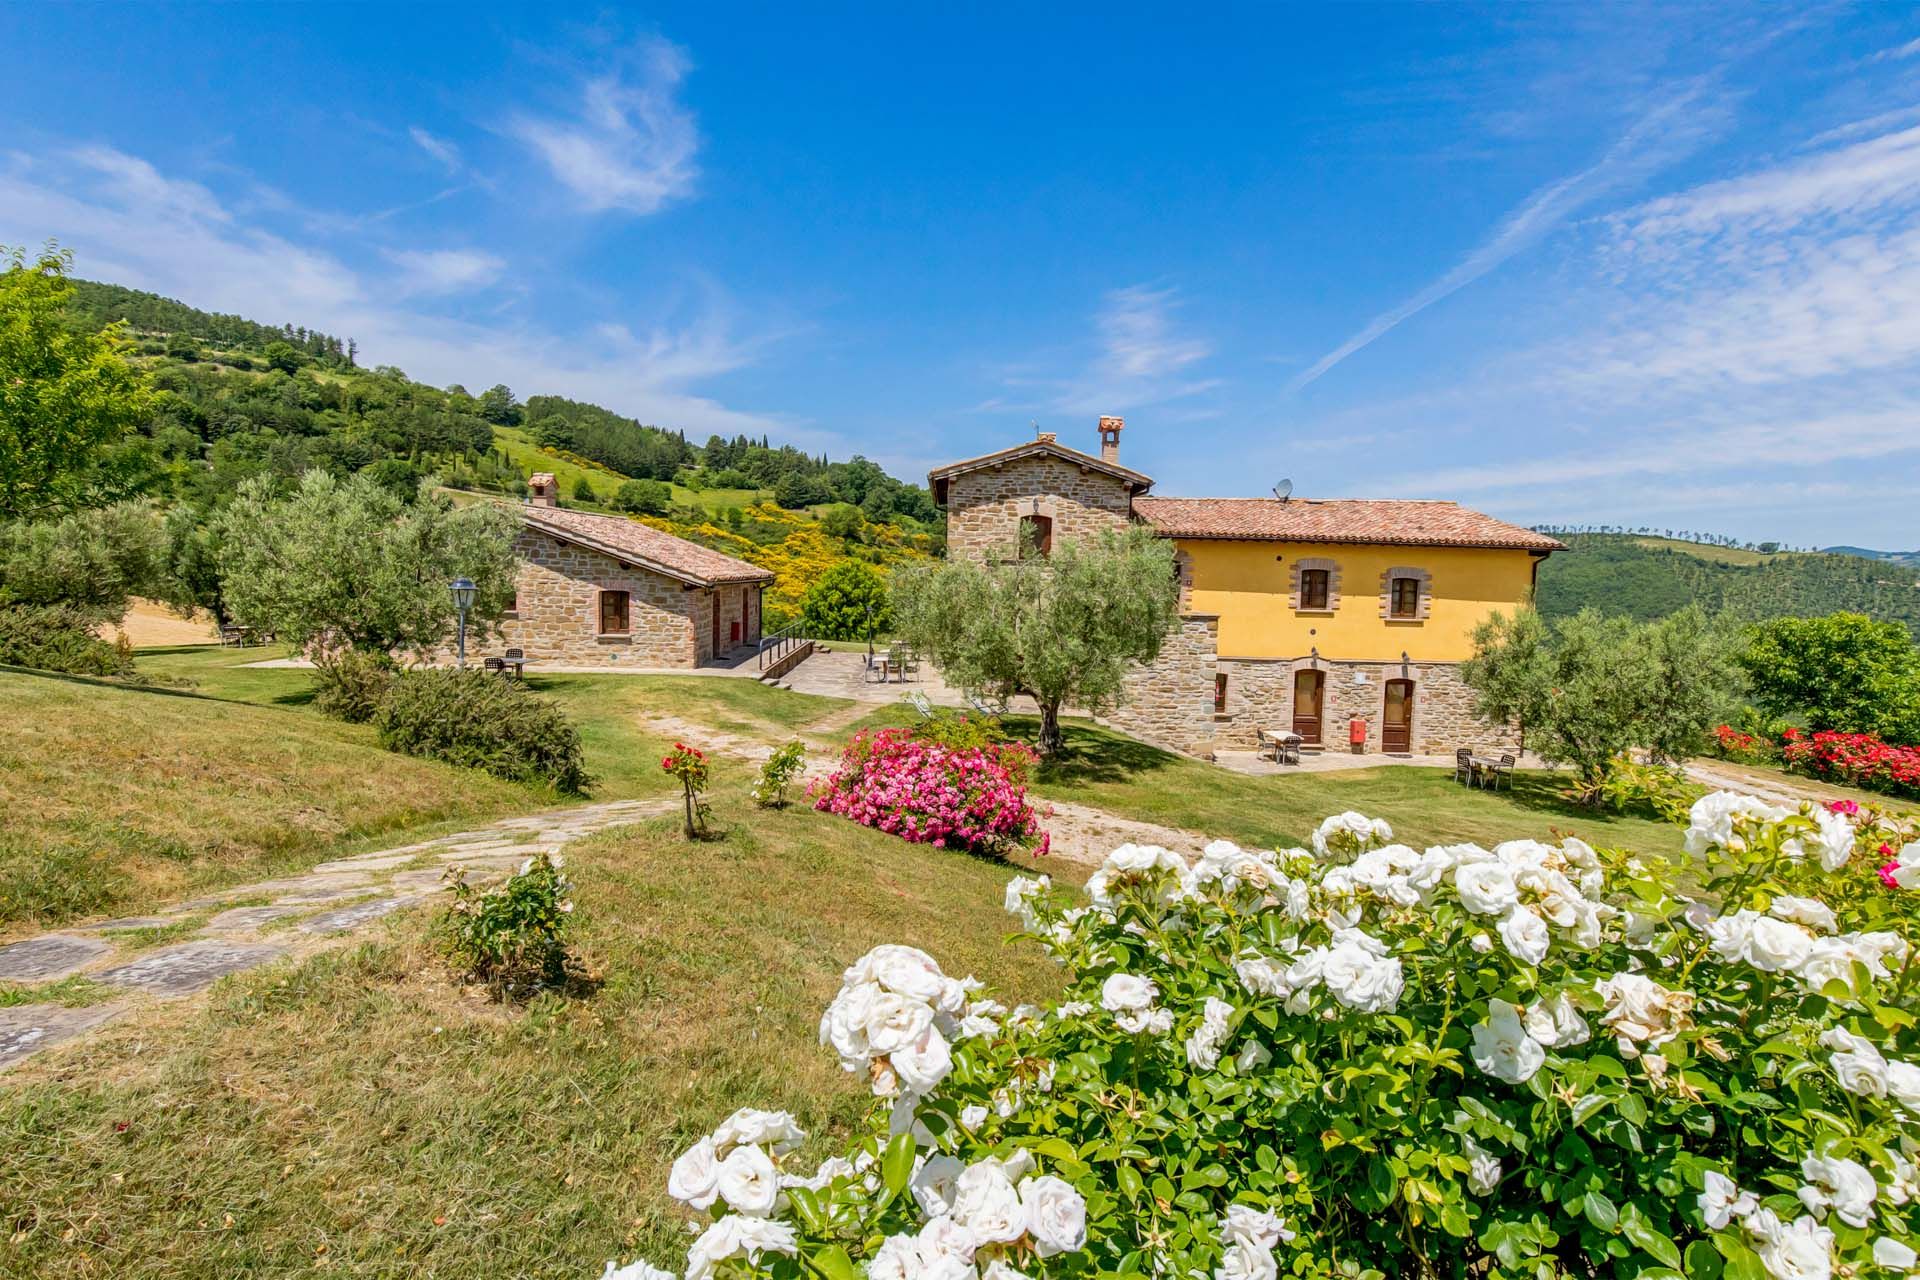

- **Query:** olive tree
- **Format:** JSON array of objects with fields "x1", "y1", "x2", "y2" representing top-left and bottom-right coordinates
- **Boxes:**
[
  {"x1": 892, "y1": 525, "x2": 1179, "y2": 755},
  {"x1": 215, "y1": 469, "x2": 519, "y2": 657}
]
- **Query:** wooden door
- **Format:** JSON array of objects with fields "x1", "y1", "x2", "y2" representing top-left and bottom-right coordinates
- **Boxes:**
[
  {"x1": 1292, "y1": 669, "x2": 1323, "y2": 744},
  {"x1": 1383, "y1": 679, "x2": 1414, "y2": 753}
]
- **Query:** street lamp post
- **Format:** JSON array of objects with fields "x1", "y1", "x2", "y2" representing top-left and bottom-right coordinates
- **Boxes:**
[{"x1": 450, "y1": 577, "x2": 477, "y2": 668}]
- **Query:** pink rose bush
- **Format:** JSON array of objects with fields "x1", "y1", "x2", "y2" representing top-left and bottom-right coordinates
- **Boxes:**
[
  {"x1": 809, "y1": 728, "x2": 1047, "y2": 857},
  {"x1": 604, "y1": 788, "x2": 1920, "y2": 1280}
]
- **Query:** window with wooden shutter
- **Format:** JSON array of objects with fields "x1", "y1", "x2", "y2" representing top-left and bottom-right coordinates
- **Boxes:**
[
  {"x1": 599, "y1": 589, "x2": 630, "y2": 634},
  {"x1": 1300, "y1": 568, "x2": 1330, "y2": 611},
  {"x1": 1390, "y1": 576, "x2": 1420, "y2": 618}
]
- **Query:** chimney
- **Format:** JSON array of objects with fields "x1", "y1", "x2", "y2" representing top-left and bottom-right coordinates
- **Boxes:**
[
  {"x1": 1097, "y1": 415, "x2": 1123, "y2": 464},
  {"x1": 528, "y1": 472, "x2": 558, "y2": 507},
  {"x1": 1035, "y1": 429, "x2": 1057, "y2": 444}
]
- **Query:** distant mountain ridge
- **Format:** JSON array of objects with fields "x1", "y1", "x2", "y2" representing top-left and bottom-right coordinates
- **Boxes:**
[
  {"x1": 1825, "y1": 546, "x2": 1920, "y2": 568},
  {"x1": 1535, "y1": 534, "x2": 1920, "y2": 638}
]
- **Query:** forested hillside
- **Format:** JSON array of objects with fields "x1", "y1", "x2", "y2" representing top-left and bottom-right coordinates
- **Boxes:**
[
  {"x1": 61, "y1": 276, "x2": 940, "y2": 625},
  {"x1": 1535, "y1": 533, "x2": 1920, "y2": 637}
]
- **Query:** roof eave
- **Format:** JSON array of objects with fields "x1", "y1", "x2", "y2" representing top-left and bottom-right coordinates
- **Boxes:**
[{"x1": 521, "y1": 512, "x2": 773, "y2": 588}]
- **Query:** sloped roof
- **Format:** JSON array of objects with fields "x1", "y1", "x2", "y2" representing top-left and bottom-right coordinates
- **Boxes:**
[
  {"x1": 928, "y1": 438, "x2": 1154, "y2": 500},
  {"x1": 520, "y1": 504, "x2": 775, "y2": 586},
  {"x1": 1133, "y1": 497, "x2": 1564, "y2": 552}
]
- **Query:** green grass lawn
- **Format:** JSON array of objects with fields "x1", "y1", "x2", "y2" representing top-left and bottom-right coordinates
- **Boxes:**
[
  {"x1": 0, "y1": 664, "x2": 544, "y2": 934},
  {"x1": 846, "y1": 706, "x2": 1691, "y2": 861},
  {"x1": 0, "y1": 794, "x2": 1057, "y2": 1279},
  {"x1": 491, "y1": 426, "x2": 771, "y2": 514}
]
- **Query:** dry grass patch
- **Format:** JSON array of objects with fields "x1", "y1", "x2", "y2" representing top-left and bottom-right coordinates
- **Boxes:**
[{"x1": 0, "y1": 795, "x2": 1057, "y2": 1279}]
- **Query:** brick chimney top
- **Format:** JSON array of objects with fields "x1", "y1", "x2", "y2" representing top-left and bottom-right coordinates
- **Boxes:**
[
  {"x1": 1035, "y1": 430, "x2": 1057, "y2": 444},
  {"x1": 528, "y1": 472, "x2": 558, "y2": 507},
  {"x1": 1097, "y1": 415, "x2": 1123, "y2": 464}
]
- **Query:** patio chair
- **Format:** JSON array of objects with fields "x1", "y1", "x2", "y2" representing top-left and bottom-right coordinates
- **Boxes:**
[
  {"x1": 504, "y1": 647, "x2": 523, "y2": 660},
  {"x1": 484, "y1": 657, "x2": 507, "y2": 677},
  {"x1": 1454, "y1": 748, "x2": 1474, "y2": 786},
  {"x1": 1488, "y1": 753, "x2": 1516, "y2": 791}
]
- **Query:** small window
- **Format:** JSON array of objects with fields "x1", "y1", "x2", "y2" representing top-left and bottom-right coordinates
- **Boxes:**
[
  {"x1": 599, "y1": 589, "x2": 630, "y2": 634},
  {"x1": 1390, "y1": 576, "x2": 1421, "y2": 618},
  {"x1": 1300, "y1": 568, "x2": 1330, "y2": 611},
  {"x1": 505, "y1": 589, "x2": 520, "y2": 615},
  {"x1": 1214, "y1": 673, "x2": 1228, "y2": 714},
  {"x1": 1018, "y1": 514, "x2": 1053, "y2": 558}
]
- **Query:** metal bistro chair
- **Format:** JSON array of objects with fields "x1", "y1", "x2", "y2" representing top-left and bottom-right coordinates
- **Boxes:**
[
  {"x1": 1487, "y1": 753, "x2": 1517, "y2": 791},
  {"x1": 484, "y1": 656, "x2": 508, "y2": 677},
  {"x1": 1454, "y1": 748, "x2": 1475, "y2": 787}
]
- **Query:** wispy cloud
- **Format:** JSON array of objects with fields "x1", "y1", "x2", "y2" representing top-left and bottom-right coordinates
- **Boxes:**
[
  {"x1": 988, "y1": 284, "x2": 1220, "y2": 424},
  {"x1": 507, "y1": 38, "x2": 699, "y2": 215},
  {"x1": 1285, "y1": 83, "x2": 1728, "y2": 392},
  {"x1": 0, "y1": 145, "x2": 780, "y2": 436},
  {"x1": 408, "y1": 126, "x2": 463, "y2": 174},
  {"x1": 1868, "y1": 36, "x2": 1920, "y2": 64},
  {"x1": 383, "y1": 247, "x2": 505, "y2": 295},
  {"x1": 1097, "y1": 285, "x2": 1211, "y2": 379}
]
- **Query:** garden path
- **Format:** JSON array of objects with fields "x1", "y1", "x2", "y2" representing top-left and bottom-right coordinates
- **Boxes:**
[{"x1": 0, "y1": 798, "x2": 672, "y2": 1073}]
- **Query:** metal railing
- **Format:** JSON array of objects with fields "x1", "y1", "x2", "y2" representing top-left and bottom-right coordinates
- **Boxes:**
[{"x1": 758, "y1": 621, "x2": 811, "y2": 672}]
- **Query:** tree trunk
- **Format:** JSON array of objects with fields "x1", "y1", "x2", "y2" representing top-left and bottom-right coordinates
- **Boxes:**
[{"x1": 1038, "y1": 701, "x2": 1064, "y2": 757}]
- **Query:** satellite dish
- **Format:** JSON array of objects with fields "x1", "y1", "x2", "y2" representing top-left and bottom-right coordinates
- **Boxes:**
[{"x1": 1273, "y1": 479, "x2": 1293, "y2": 501}]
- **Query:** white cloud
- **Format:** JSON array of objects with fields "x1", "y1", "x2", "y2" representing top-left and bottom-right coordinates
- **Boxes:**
[
  {"x1": 1868, "y1": 36, "x2": 1920, "y2": 64},
  {"x1": 1098, "y1": 285, "x2": 1211, "y2": 378},
  {"x1": 383, "y1": 247, "x2": 505, "y2": 295},
  {"x1": 507, "y1": 38, "x2": 699, "y2": 215},
  {"x1": 987, "y1": 284, "x2": 1219, "y2": 428},
  {"x1": 1286, "y1": 83, "x2": 1729, "y2": 391},
  {"x1": 0, "y1": 145, "x2": 782, "y2": 437},
  {"x1": 408, "y1": 126, "x2": 462, "y2": 174}
]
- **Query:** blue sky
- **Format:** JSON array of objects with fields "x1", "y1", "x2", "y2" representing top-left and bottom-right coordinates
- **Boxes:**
[{"x1": 3, "y1": 5, "x2": 1920, "y2": 545}]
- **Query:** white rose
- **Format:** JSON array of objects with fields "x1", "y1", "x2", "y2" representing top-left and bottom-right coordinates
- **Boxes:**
[
  {"x1": 1523, "y1": 992, "x2": 1591, "y2": 1049},
  {"x1": 1874, "y1": 1237, "x2": 1918, "y2": 1270},
  {"x1": 1595, "y1": 972, "x2": 1692, "y2": 1050},
  {"x1": 1320, "y1": 943, "x2": 1405, "y2": 1014},
  {"x1": 1770, "y1": 896, "x2": 1838, "y2": 933},
  {"x1": 912, "y1": 1154, "x2": 965, "y2": 1217},
  {"x1": 1811, "y1": 807, "x2": 1854, "y2": 870},
  {"x1": 1469, "y1": 999, "x2": 1545, "y2": 1085},
  {"x1": 1222, "y1": 1202, "x2": 1295, "y2": 1249},
  {"x1": 1185, "y1": 996, "x2": 1235, "y2": 1070},
  {"x1": 667, "y1": 1135, "x2": 721, "y2": 1209},
  {"x1": 1755, "y1": 1214, "x2": 1834, "y2": 1280},
  {"x1": 959, "y1": 1104, "x2": 989, "y2": 1132},
  {"x1": 1700, "y1": 1170, "x2": 1758, "y2": 1231},
  {"x1": 1101, "y1": 972, "x2": 1158, "y2": 1013},
  {"x1": 1117, "y1": 1006, "x2": 1174, "y2": 1035},
  {"x1": 1470, "y1": 932, "x2": 1493, "y2": 954},
  {"x1": 952, "y1": 1161, "x2": 1026, "y2": 1243},
  {"x1": 716, "y1": 1143, "x2": 779, "y2": 1216},
  {"x1": 1819, "y1": 1027, "x2": 1889, "y2": 1098},
  {"x1": 604, "y1": 1259, "x2": 677, "y2": 1280},
  {"x1": 1463, "y1": 1136, "x2": 1502, "y2": 1195},
  {"x1": 684, "y1": 1215, "x2": 798, "y2": 1280},
  {"x1": 1215, "y1": 1240, "x2": 1278, "y2": 1280},
  {"x1": 916, "y1": 1216, "x2": 978, "y2": 1263},
  {"x1": 1497, "y1": 905, "x2": 1551, "y2": 966},
  {"x1": 890, "y1": 1025, "x2": 954, "y2": 1095},
  {"x1": 1004, "y1": 875, "x2": 1048, "y2": 926},
  {"x1": 1236, "y1": 1040, "x2": 1273, "y2": 1072},
  {"x1": 1799, "y1": 1154, "x2": 1877, "y2": 1229},
  {"x1": 1454, "y1": 863, "x2": 1521, "y2": 915},
  {"x1": 980, "y1": 1262, "x2": 1032, "y2": 1280},
  {"x1": 865, "y1": 992, "x2": 937, "y2": 1056},
  {"x1": 866, "y1": 1233, "x2": 918, "y2": 1280},
  {"x1": 711, "y1": 1108, "x2": 807, "y2": 1155},
  {"x1": 1748, "y1": 916, "x2": 1816, "y2": 973},
  {"x1": 1887, "y1": 1060, "x2": 1920, "y2": 1110},
  {"x1": 1684, "y1": 791, "x2": 1789, "y2": 856},
  {"x1": 1020, "y1": 1175, "x2": 1089, "y2": 1256}
]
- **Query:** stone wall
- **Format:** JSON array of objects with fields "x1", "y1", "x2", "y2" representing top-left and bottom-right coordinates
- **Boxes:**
[
  {"x1": 1209, "y1": 656, "x2": 1520, "y2": 756},
  {"x1": 488, "y1": 527, "x2": 701, "y2": 667},
  {"x1": 1101, "y1": 614, "x2": 1221, "y2": 756},
  {"x1": 943, "y1": 455, "x2": 1136, "y2": 561}
]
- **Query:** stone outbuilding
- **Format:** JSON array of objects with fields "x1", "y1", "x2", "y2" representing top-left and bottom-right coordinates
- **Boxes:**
[
  {"x1": 484, "y1": 473, "x2": 773, "y2": 669},
  {"x1": 930, "y1": 422, "x2": 1562, "y2": 758}
]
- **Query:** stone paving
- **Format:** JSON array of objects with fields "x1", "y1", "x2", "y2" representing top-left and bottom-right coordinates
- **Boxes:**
[{"x1": 0, "y1": 797, "x2": 671, "y2": 1072}]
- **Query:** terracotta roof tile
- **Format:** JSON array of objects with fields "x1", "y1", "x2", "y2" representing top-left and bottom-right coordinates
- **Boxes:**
[
  {"x1": 520, "y1": 505, "x2": 775, "y2": 586},
  {"x1": 1133, "y1": 497, "x2": 1564, "y2": 551},
  {"x1": 927, "y1": 439, "x2": 1153, "y2": 494}
]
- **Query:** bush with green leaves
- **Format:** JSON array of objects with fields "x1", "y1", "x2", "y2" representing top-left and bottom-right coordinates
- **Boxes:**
[
  {"x1": 310, "y1": 648, "x2": 397, "y2": 723},
  {"x1": 751, "y1": 740, "x2": 807, "y2": 808},
  {"x1": 437, "y1": 851, "x2": 575, "y2": 1000},
  {"x1": 609, "y1": 793, "x2": 1920, "y2": 1280},
  {"x1": 909, "y1": 707, "x2": 1011, "y2": 751},
  {"x1": 616, "y1": 478, "x2": 674, "y2": 515},
  {"x1": 373, "y1": 668, "x2": 590, "y2": 793},
  {"x1": 800, "y1": 560, "x2": 892, "y2": 642},
  {"x1": 0, "y1": 603, "x2": 134, "y2": 676}
]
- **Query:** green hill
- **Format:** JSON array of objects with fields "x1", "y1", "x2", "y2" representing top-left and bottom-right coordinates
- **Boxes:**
[{"x1": 1535, "y1": 534, "x2": 1920, "y2": 636}]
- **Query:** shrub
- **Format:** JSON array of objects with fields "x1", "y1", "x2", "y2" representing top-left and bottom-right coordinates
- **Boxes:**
[
  {"x1": 809, "y1": 726, "x2": 1046, "y2": 856},
  {"x1": 663, "y1": 741, "x2": 712, "y2": 837},
  {"x1": 1783, "y1": 727, "x2": 1920, "y2": 799},
  {"x1": 909, "y1": 707, "x2": 1010, "y2": 751},
  {"x1": 615, "y1": 478, "x2": 673, "y2": 515},
  {"x1": 799, "y1": 560, "x2": 891, "y2": 641},
  {"x1": 437, "y1": 852, "x2": 575, "y2": 1000},
  {"x1": 373, "y1": 668, "x2": 591, "y2": 793},
  {"x1": 751, "y1": 740, "x2": 806, "y2": 809},
  {"x1": 0, "y1": 602, "x2": 134, "y2": 676},
  {"x1": 310, "y1": 648, "x2": 396, "y2": 723},
  {"x1": 618, "y1": 794, "x2": 1920, "y2": 1280}
]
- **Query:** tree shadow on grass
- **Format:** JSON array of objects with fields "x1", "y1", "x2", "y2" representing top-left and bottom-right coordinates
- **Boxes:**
[
  {"x1": 1492, "y1": 772, "x2": 1672, "y2": 835},
  {"x1": 997, "y1": 716, "x2": 1183, "y2": 788}
]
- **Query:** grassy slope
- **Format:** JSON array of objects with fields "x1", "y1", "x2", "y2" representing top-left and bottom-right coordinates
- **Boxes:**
[
  {"x1": 0, "y1": 665, "x2": 543, "y2": 932},
  {"x1": 491, "y1": 425, "x2": 769, "y2": 513},
  {"x1": 0, "y1": 797, "x2": 1058, "y2": 1279},
  {"x1": 1627, "y1": 535, "x2": 1773, "y2": 566}
]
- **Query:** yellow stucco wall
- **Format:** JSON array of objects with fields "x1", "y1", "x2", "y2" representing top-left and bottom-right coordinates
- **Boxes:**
[{"x1": 1179, "y1": 539, "x2": 1540, "y2": 662}]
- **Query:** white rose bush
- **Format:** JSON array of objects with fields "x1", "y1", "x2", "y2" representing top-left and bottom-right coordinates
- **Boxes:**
[{"x1": 611, "y1": 792, "x2": 1920, "y2": 1280}]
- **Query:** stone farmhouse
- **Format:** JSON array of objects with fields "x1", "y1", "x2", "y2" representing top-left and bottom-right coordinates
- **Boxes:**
[
  {"x1": 483, "y1": 473, "x2": 773, "y2": 668},
  {"x1": 928, "y1": 420, "x2": 1563, "y2": 758}
]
